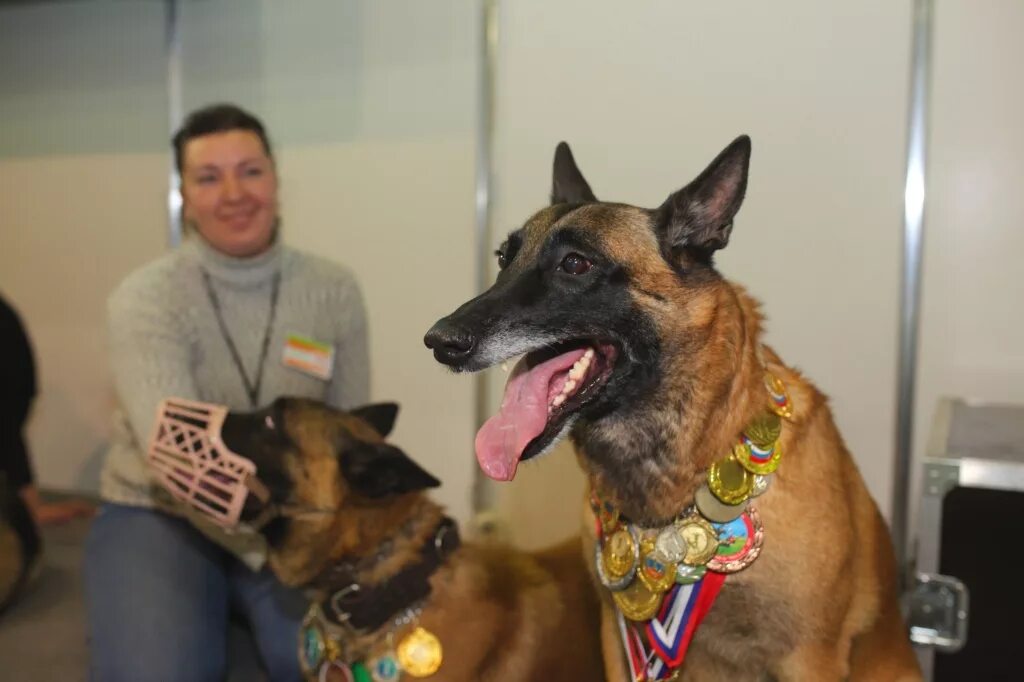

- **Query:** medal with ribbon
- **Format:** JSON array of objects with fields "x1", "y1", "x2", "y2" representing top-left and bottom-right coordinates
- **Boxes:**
[{"x1": 595, "y1": 372, "x2": 793, "y2": 681}]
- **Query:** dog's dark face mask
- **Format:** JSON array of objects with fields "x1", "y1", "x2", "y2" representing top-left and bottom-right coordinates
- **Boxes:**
[
  {"x1": 221, "y1": 398, "x2": 439, "y2": 559},
  {"x1": 424, "y1": 137, "x2": 751, "y2": 485}
]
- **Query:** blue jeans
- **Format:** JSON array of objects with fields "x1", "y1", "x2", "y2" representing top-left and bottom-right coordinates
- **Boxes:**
[{"x1": 83, "y1": 503, "x2": 306, "y2": 682}]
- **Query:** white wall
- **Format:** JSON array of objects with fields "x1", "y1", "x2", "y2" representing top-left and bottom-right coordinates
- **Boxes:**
[
  {"x1": 0, "y1": 1, "x2": 169, "y2": 492},
  {"x1": 0, "y1": 0, "x2": 481, "y2": 524},
  {"x1": 488, "y1": 0, "x2": 914, "y2": 548},
  {"x1": 914, "y1": 2, "x2": 1024, "y2": 490}
]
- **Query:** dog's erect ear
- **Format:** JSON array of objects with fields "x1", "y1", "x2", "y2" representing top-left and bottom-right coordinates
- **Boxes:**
[
  {"x1": 657, "y1": 135, "x2": 751, "y2": 260},
  {"x1": 551, "y1": 142, "x2": 598, "y2": 205},
  {"x1": 340, "y1": 442, "x2": 441, "y2": 499},
  {"x1": 350, "y1": 403, "x2": 399, "y2": 438}
]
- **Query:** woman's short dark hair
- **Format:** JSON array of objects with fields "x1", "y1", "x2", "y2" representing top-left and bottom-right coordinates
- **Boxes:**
[{"x1": 172, "y1": 103, "x2": 273, "y2": 175}]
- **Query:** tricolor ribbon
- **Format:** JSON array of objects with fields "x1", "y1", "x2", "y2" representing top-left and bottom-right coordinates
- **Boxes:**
[{"x1": 618, "y1": 571, "x2": 727, "y2": 681}]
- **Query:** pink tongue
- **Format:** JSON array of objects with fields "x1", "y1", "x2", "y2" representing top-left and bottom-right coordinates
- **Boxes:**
[{"x1": 475, "y1": 348, "x2": 587, "y2": 481}]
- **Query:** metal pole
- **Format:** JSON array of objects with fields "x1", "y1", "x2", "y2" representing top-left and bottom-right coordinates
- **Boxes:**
[
  {"x1": 166, "y1": 0, "x2": 183, "y2": 248},
  {"x1": 894, "y1": 0, "x2": 933, "y2": 579},
  {"x1": 472, "y1": 0, "x2": 499, "y2": 515}
]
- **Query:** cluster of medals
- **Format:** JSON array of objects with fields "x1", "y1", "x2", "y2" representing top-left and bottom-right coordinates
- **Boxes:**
[
  {"x1": 594, "y1": 373, "x2": 792, "y2": 681},
  {"x1": 299, "y1": 602, "x2": 443, "y2": 682}
]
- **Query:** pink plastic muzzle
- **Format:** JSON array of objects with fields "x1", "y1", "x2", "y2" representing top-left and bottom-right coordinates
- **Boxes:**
[{"x1": 147, "y1": 398, "x2": 270, "y2": 528}]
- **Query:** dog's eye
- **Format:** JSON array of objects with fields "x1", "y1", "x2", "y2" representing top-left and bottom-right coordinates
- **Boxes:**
[
  {"x1": 560, "y1": 253, "x2": 592, "y2": 275},
  {"x1": 495, "y1": 249, "x2": 509, "y2": 270}
]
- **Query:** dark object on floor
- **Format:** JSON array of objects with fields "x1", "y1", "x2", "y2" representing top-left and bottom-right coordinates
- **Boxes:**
[{"x1": 0, "y1": 473, "x2": 41, "y2": 615}]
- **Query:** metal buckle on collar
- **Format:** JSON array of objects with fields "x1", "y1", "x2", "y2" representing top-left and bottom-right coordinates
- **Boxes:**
[
  {"x1": 328, "y1": 583, "x2": 366, "y2": 634},
  {"x1": 434, "y1": 522, "x2": 452, "y2": 554}
]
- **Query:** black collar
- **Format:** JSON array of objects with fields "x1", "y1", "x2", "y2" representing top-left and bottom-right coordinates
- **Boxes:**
[{"x1": 314, "y1": 517, "x2": 460, "y2": 633}]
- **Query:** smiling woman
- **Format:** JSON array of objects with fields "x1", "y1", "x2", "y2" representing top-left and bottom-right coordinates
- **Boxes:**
[{"x1": 82, "y1": 103, "x2": 371, "y2": 682}]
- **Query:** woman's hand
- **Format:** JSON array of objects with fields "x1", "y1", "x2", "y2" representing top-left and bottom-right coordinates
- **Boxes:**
[{"x1": 19, "y1": 485, "x2": 95, "y2": 526}]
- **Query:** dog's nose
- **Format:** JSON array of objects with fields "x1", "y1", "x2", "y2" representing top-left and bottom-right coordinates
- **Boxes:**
[{"x1": 424, "y1": 321, "x2": 476, "y2": 365}]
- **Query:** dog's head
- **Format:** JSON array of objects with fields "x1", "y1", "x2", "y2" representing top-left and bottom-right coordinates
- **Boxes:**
[
  {"x1": 220, "y1": 397, "x2": 440, "y2": 585},
  {"x1": 425, "y1": 137, "x2": 754, "y2": 515}
]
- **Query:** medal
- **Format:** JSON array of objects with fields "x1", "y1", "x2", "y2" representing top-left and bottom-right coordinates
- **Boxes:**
[
  {"x1": 613, "y1": 579, "x2": 662, "y2": 621},
  {"x1": 599, "y1": 500, "x2": 621, "y2": 534},
  {"x1": 350, "y1": 662, "x2": 371, "y2": 682},
  {"x1": 764, "y1": 373, "x2": 793, "y2": 419},
  {"x1": 707, "y1": 453, "x2": 754, "y2": 505},
  {"x1": 638, "y1": 536, "x2": 677, "y2": 593},
  {"x1": 300, "y1": 617, "x2": 327, "y2": 675},
  {"x1": 654, "y1": 525, "x2": 688, "y2": 564},
  {"x1": 676, "y1": 515, "x2": 719, "y2": 567},
  {"x1": 750, "y1": 474, "x2": 771, "y2": 498},
  {"x1": 743, "y1": 412, "x2": 781, "y2": 449},
  {"x1": 694, "y1": 484, "x2": 747, "y2": 523},
  {"x1": 396, "y1": 627, "x2": 443, "y2": 677},
  {"x1": 735, "y1": 439, "x2": 782, "y2": 476},
  {"x1": 318, "y1": 661, "x2": 353, "y2": 682},
  {"x1": 594, "y1": 538, "x2": 635, "y2": 592},
  {"x1": 707, "y1": 507, "x2": 764, "y2": 574},
  {"x1": 368, "y1": 653, "x2": 401, "y2": 682},
  {"x1": 675, "y1": 563, "x2": 707, "y2": 585},
  {"x1": 596, "y1": 525, "x2": 639, "y2": 591}
]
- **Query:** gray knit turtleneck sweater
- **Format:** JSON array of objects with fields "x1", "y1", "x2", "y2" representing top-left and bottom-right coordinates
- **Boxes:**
[{"x1": 101, "y1": 234, "x2": 369, "y2": 566}]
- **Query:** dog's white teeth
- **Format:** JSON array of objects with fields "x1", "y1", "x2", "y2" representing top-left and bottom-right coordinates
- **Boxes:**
[
  {"x1": 500, "y1": 361, "x2": 510, "y2": 373},
  {"x1": 569, "y1": 353, "x2": 592, "y2": 380},
  {"x1": 552, "y1": 394, "x2": 566, "y2": 408},
  {"x1": 584, "y1": 347, "x2": 596, "y2": 359},
  {"x1": 563, "y1": 379, "x2": 577, "y2": 394}
]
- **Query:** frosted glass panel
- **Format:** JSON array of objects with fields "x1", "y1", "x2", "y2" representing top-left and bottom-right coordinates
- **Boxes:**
[{"x1": 0, "y1": 1, "x2": 167, "y2": 157}]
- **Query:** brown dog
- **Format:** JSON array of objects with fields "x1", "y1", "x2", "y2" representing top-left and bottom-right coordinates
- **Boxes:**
[
  {"x1": 424, "y1": 137, "x2": 922, "y2": 680},
  {"x1": 221, "y1": 398, "x2": 604, "y2": 682}
]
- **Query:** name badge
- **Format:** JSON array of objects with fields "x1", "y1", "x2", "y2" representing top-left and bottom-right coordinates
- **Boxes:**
[{"x1": 283, "y1": 334, "x2": 334, "y2": 381}]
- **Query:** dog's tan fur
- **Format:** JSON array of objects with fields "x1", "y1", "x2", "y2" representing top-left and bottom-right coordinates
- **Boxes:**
[
  {"x1": 582, "y1": 298, "x2": 919, "y2": 680},
  {"x1": 258, "y1": 400, "x2": 605, "y2": 682}
]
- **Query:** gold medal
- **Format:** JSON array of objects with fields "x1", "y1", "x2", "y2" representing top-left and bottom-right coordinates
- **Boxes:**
[
  {"x1": 694, "y1": 484, "x2": 747, "y2": 523},
  {"x1": 602, "y1": 527, "x2": 639, "y2": 580},
  {"x1": 396, "y1": 626, "x2": 443, "y2": 677},
  {"x1": 765, "y1": 373, "x2": 793, "y2": 419},
  {"x1": 677, "y1": 515, "x2": 719, "y2": 567},
  {"x1": 613, "y1": 579, "x2": 662, "y2": 621},
  {"x1": 707, "y1": 453, "x2": 754, "y2": 505},
  {"x1": 735, "y1": 439, "x2": 782, "y2": 476},
  {"x1": 638, "y1": 536, "x2": 677, "y2": 593},
  {"x1": 743, "y1": 412, "x2": 781, "y2": 449}
]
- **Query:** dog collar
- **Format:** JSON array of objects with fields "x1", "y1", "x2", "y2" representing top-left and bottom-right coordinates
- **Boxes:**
[
  {"x1": 316, "y1": 516, "x2": 460, "y2": 632},
  {"x1": 299, "y1": 517, "x2": 458, "y2": 680},
  {"x1": 595, "y1": 372, "x2": 791, "y2": 681}
]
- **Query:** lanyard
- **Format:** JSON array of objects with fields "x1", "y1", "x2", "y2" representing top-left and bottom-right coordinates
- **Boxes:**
[{"x1": 200, "y1": 268, "x2": 281, "y2": 408}]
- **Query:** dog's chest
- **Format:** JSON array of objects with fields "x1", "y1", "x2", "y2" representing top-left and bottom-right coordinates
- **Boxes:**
[{"x1": 682, "y1": 579, "x2": 797, "y2": 679}]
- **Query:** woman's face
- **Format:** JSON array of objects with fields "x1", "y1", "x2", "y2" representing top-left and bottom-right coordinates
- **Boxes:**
[{"x1": 181, "y1": 129, "x2": 279, "y2": 258}]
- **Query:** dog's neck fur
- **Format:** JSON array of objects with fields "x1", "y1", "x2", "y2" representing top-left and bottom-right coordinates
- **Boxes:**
[
  {"x1": 575, "y1": 281, "x2": 767, "y2": 525},
  {"x1": 309, "y1": 493, "x2": 445, "y2": 594}
]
